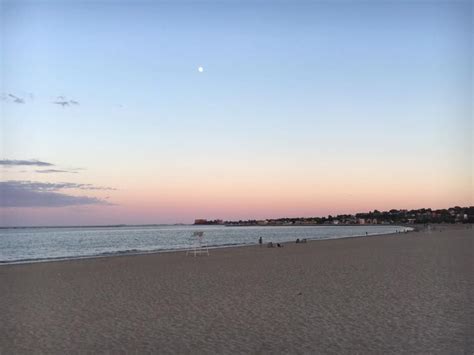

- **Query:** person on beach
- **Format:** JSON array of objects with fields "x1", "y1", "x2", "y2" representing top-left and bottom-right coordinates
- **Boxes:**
[{"x1": 258, "y1": 236, "x2": 262, "y2": 246}]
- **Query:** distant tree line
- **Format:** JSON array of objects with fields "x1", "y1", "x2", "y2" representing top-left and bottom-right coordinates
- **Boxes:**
[
  {"x1": 354, "y1": 206, "x2": 474, "y2": 224},
  {"x1": 196, "y1": 206, "x2": 474, "y2": 225}
]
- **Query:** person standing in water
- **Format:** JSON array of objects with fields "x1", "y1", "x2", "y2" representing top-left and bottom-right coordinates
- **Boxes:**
[{"x1": 258, "y1": 236, "x2": 263, "y2": 247}]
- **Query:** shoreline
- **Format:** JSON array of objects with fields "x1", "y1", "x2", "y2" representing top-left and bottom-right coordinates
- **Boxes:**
[
  {"x1": 0, "y1": 226, "x2": 413, "y2": 267},
  {"x1": 1, "y1": 224, "x2": 472, "y2": 353},
  {"x1": 0, "y1": 223, "x2": 418, "y2": 230}
]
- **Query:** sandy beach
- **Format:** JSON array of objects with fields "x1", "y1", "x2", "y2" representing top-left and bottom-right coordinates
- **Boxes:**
[{"x1": 1, "y1": 225, "x2": 472, "y2": 353}]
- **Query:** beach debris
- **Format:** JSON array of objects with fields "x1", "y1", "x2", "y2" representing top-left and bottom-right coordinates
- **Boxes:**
[{"x1": 297, "y1": 292, "x2": 302, "y2": 296}]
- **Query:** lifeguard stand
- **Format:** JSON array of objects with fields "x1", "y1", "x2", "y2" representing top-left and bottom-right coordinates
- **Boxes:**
[{"x1": 186, "y1": 231, "x2": 209, "y2": 257}]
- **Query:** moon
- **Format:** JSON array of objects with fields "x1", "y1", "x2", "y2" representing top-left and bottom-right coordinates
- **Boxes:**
[{"x1": 198, "y1": 66, "x2": 204, "y2": 73}]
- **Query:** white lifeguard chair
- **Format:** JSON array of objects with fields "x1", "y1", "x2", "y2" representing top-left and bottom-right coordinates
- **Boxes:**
[{"x1": 186, "y1": 231, "x2": 209, "y2": 257}]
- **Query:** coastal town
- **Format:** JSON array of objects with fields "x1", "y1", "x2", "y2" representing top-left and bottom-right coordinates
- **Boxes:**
[{"x1": 195, "y1": 206, "x2": 474, "y2": 226}]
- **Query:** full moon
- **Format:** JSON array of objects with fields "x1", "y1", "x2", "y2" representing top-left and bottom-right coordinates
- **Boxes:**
[{"x1": 198, "y1": 66, "x2": 204, "y2": 73}]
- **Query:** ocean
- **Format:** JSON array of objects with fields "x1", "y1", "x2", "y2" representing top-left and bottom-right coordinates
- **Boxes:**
[{"x1": 0, "y1": 224, "x2": 412, "y2": 264}]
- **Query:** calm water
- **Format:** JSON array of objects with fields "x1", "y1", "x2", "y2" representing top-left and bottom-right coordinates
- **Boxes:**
[{"x1": 0, "y1": 225, "x2": 411, "y2": 264}]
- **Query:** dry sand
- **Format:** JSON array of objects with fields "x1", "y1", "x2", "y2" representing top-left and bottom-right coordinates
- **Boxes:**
[{"x1": 1, "y1": 225, "x2": 473, "y2": 353}]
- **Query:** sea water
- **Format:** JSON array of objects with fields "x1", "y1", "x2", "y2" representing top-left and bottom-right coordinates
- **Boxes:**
[{"x1": 0, "y1": 224, "x2": 412, "y2": 264}]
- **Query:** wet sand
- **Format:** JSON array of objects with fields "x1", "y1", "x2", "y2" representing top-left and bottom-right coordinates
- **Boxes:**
[{"x1": 1, "y1": 225, "x2": 473, "y2": 353}]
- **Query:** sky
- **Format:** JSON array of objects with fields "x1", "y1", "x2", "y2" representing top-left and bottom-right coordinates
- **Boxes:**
[{"x1": 0, "y1": 0, "x2": 472, "y2": 226}]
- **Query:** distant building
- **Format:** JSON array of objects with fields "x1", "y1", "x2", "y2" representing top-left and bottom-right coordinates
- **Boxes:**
[
  {"x1": 194, "y1": 219, "x2": 208, "y2": 225},
  {"x1": 358, "y1": 218, "x2": 365, "y2": 225}
]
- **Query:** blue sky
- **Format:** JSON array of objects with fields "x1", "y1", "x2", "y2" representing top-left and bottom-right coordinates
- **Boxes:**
[{"x1": 1, "y1": 0, "x2": 472, "y2": 225}]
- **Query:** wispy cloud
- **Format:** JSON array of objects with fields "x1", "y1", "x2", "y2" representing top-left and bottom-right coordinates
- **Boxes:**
[
  {"x1": 1, "y1": 159, "x2": 83, "y2": 174},
  {"x1": 53, "y1": 96, "x2": 80, "y2": 107},
  {"x1": 0, "y1": 159, "x2": 54, "y2": 167},
  {"x1": 35, "y1": 169, "x2": 78, "y2": 174},
  {"x1": 8, "y1": 93, "x2": 25, "y2": 104},
  {"x1": 53, "y1": 100, "x2": 70, "y2": 107},
  {"x1": 1, "y1": 93, "x2": 26, "y2": 104},
  {"x1": 2, "y1": 92, "x2": 81, "y2": 106},
  {"x1": 0, "y1": 181, "x2": 115, "y2": 208},
  {"x1": 2, "y1": 181, "x2": 116, "y2": 191}
]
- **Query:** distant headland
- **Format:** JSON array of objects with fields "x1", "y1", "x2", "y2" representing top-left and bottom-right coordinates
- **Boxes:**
[{"x1": 194, "y1": 206, "x2": 474, "y2": 226}]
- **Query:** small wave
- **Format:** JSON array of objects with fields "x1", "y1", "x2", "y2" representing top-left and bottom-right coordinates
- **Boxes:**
[{"x1": 98, "y1": 249, "x2": 142, "y2": 256}]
